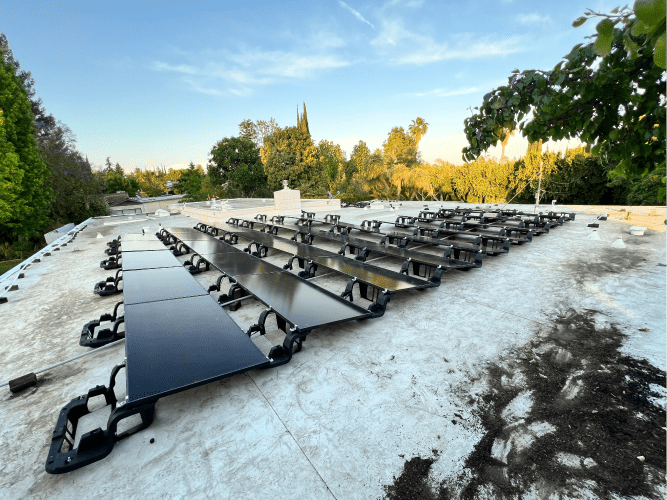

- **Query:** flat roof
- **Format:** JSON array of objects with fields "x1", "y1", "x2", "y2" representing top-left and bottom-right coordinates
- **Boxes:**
[{"x1": 1, "y1": 201, "x2": 664, "y2": 499}]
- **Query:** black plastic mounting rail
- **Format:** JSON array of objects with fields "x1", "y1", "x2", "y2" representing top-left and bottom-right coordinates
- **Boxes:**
[
  {"x1": 45, "y1": 360, "x2": 156, "y2": 474},
  {"x1": 80, "y1": 301, "x2": 125, "y2": 348},
  {"x1": 94, "y1": 269, "x2": 124, "y2": 296},
  {"x1": 225, "y1": 217, "x2": 482, "y2": 273}
]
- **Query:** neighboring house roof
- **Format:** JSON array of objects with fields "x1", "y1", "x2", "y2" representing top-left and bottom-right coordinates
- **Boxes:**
[
  {"x1": 131, "y1": 194, "x2": 185, "y2": 203},
  {"x1": 102, "y1": 192, "x2": 131, "y2": 207}
]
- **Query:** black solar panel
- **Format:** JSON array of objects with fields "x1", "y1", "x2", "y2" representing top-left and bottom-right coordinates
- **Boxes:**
[
  {"x1": 119, "y1": 240, "x2": 170, "y2": 252},
  {"x1": 120, "y1": 250, "x2": 182, "y2": 271},
  {"x1": 124, "y1": 295, "x2": 268, "y2": 405},
  {"x1": 121, "y1": 267, "x2": 209, "y2": 305},
  {"x1": 199, "y1": 252, "x2": 283, "y2": 278},
  {"x1": 233, "y1": 272, "x2": 371, "y2": 330}
]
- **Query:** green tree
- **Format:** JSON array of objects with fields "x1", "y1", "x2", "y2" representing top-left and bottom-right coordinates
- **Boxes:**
[
  {"x1": 0, "y1": 52, "x2": 51, "y2": 241},
  {"x1": 390, "y1": 164, "x2": 411, "y2": 200},
  {"x1": 363, "y1": 148, "x2": 393, "y2": 199},
  {"x1": 128, "y1": 168, "x2": 160, "y2": 197},
  {"x1": 208, "y1": 136, "x2": 269, "y2": 196},
  {"x1": 430, "y1": 160, "x2": 457, "y2": 201},
  {"x1": 0, "y1": 110, "x2": 22, "y2": 229},
  {"x1": 100, "y1": 158, "x2": 140, "y2": 195},
  {"x1": 383, "y1": 126, "x2": 419, "y2": 167},
  {"x1": 350, "y1": 141, "x2": 370, "y2": 172},
  {"x1": 452, "y1": 157, "x2": 515, "y2": 203},
  {"x1": 238, "y1": 118, "x2": 280, "y2": 148},
  {"x1": 40, "y1": 123, "x2": 107, "y2": 224},
  {"x1": 408, "y1": 117, "x2": 429, "y2": 147},
  {"x1": 462, "y1": 2, "x2": 666, "y2": 204},
  {"x1": 296, "y1": 102, "x2": 310, "y2": 136},
  {"x1": 540, "y1": 146, "x2": 627, "y2": 204},
  {"x1": 2, "y1": 31, "x2": 105, "y2": 227},
  {"x1": 317, "y1": 140, "x2": 347, "y2": 193},
  {"x1": 177, "y1": 162, "x2": 205, "y2": 201},
  {"x1": 261, "y1": 126, "x2": 324, "y2": 195}
]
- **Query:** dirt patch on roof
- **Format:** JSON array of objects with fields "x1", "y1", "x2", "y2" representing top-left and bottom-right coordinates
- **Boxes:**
[{"x1": 382, "y1": 309, "x2": 666, "y2": 499}]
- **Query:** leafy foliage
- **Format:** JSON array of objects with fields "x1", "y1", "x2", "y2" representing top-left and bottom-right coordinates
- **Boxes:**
[
  {"x1": 382, "y1": 126, "x2": 419, "y2": 167},
  {"x1": 41, "y1": 124, "x2": 107, "y2": 224},
  {"x1": 408, "y1": 117, "x2": 429, "y2": 147},
  {"x1": 99, "y1": 158, "x2": 140, "y2": 195},
  {"x1": 462, "y1": 2, "x2": 665, "y2": 204},
  {"x1": 317, "y1": 139, "x2": 347, "y2": 194},
  {"x1": 177, "y1": 163, "x2": 206, "y2": 201},
  {"x1": 238, "y1": 118, "x2": 280, "y2": 148},
  {"x1": 0, "y1": 52, "x2": 51, "y2": 241},
  {"x1": 261, "y1": 126, "x2": 325, "y2": 196},
  {"x1": 208, "y1": 136, "x2": 269, "y2": 197}
]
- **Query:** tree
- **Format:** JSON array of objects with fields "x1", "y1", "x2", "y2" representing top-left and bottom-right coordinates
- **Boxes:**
[
  {"x1": 462, "y1": 2, "x2": 666, "y2": 203},
  {"x1": 363, "y1": 148, "x2": 393, "y2": 199},
  {"x1": 177, "y1": 162, "x2": 205, "y2": 201},
  {"x1": 383, "y1": 126, "x2": 419, "y2": 167},
  {"x1": 0, "y1": 51, "x2": 51, "y2": 241},
  {"x1": 296, "y1": 102, "x2": 310, "y2": 136},
  {"x1": 239, "y1": 118, "x2": 280, "y2": 148},
  {"x1": 0, "y1": 110, "x2": 22, "y2": 230},
  {"x1": 40, "y1": 123, "x2": 106, "y2": 224},
  {"x1": 430, "y1": 160, "x2": 457, "y2": 201},
  {"x1": 317, "y1": 140, "x2": 347, "y2": 193},
  {"x1": 408, "y1": 117, "x2": 429, "y2": 147},
  {"x1": 391, "y1": 164, "x2": 411, "y2": 200},
  {"x1": 129, "y1": 168, "x2": 167, "y2": 197},
  {"x1": 261, "y1": 126, "x2": 323, "y2": 194},
  {"x1": 451, "y1": 157, "x2": 515, "y2": 203},
  {"x1": 208, "y1": 136, "x2": 269, "y2": 196},
  {"x1": 540, "y1": 146, "x2": 626, "y2": 204},
  {"x1": 100, "y1": 158, "x2": 140, "y2": 195}
]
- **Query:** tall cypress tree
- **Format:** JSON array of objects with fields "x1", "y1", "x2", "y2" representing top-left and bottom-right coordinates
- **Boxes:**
[{"x1": 301, "y1": 102, "x2": 310, "y2": 136}]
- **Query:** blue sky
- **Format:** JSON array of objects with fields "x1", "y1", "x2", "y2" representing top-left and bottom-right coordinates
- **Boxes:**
[{"x1": 1, "y1": 0, "x2": 615, "y2": 171}]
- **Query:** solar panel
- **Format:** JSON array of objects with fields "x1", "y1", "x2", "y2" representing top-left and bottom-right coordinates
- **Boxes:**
[
  {"x1": 233, "y1": 272, "x2": 371, "y2": 330},
  {"x1": 199, "y1": 252, "x2": 283, "y2": 278},
  {"x1": 119, "y1": 240, "x2": 170, "y2": 252},
  {"x1": 125, "y1": 295, "x2": 268, "y2": 405},
  {"x1": 121, "y1": 267, "x2": 209, "y2": 305},
  {"x1": 308, "y1": 255, "x2": 433, "y2": 292},
  {"x1": 177, "y1": 239, "x2": 244, "y2": 255},
  {"x1": 120, "y1": 250, "x2": 182, "y2": 271}
]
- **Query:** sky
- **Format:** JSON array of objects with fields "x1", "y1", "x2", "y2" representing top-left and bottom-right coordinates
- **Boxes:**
[{"x1": 1, "y1": 0, "x2": 616, "y2": 171}]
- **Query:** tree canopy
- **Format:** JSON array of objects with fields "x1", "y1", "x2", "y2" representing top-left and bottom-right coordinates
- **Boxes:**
[
  {"x1": 208, "y1": 136, "x2": 269, "y2": 197},
  {"x1": 382, "y1": 126, "x2": 419, "y2": 167},
  {"x1": 0, "y1": 49, "x2": 51, "y2": 240},
  {"x1": 261, "y1": 126, "x2": 324, "y2": 195},
  {"x1": 462, "y1": 1, "x2": 666, "y2": 202}
]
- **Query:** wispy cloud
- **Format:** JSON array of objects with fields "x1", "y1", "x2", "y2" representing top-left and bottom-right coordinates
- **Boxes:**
[
  {"x1": 371, "y1": 18, "x2": 526, "y2": 64},
  {"x1": 516, "y1": 13, "x2": 553, "y2": 24},
  {"x1": 414, "y1": 86, "x2": 484, "y2": 97},
  {"x1": 181, "y1": 78, "x2": 227, "y2": 96},
  {"x1": 339, "y1": 1, "x2": 375, "y2": 29},
  {"x1": 150, "y1": 61, "x2": 198, "y2": 75},
  {"x1": 414, "y1": 79, "x2": 507, "y2": 97},
  {"x1": 396, "y1": 36, "x2": 525, "y2": 65},
  {"x1": 150, "y1": 47, "x2": 349, "y2": 97}
]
